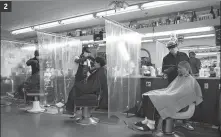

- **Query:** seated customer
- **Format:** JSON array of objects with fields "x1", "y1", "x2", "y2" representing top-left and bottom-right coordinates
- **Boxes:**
[
  {"x1": 134, "y1": 61, "x2": 203, "y2": 131},
  {"x1": 65, "y1": 57, "x2": 107, "y2": 115}
]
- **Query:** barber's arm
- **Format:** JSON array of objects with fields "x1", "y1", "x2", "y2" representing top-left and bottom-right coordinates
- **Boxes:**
[
  {"x1": 196, "y1": 59, "x2": 201, "y2": 71},
  {"x1": 26, "y1": 59, "x2": 37, "y2": 66},
  {"x1": 74, "y1": 56, "x2": 87, "y2": 63},
  {"x1": 162, "y1": 57, "x2": 176, "y2": 75}
]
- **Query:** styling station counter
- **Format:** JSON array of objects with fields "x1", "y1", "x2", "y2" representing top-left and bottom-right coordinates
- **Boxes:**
[{"x1": 140, "y1": 76, "x2": 220, "y2": 126}]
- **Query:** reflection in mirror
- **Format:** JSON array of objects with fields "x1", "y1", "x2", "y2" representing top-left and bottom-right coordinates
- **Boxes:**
[{"x1": 180, "y1": 45, "x2": 220, "y2": 77}]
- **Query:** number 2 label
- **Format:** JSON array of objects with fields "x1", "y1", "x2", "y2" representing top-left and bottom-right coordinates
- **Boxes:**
[
  {"x1": 4, "y1": 3, "x2": 8, "y2": 9},
  {"x1": 0, "y1": 1, "x2": 11, "y2": 12}
]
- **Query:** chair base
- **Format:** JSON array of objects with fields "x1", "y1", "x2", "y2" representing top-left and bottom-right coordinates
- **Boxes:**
[
  {"x1": 154, "y1": 131, "x2": 185, "y2": 137},
  {"x1": 27, "y1": 101, "x2": 45, "y2": 113},
  {"x1": 76, "y1": 117, "x2": 99, "y2": 125}
]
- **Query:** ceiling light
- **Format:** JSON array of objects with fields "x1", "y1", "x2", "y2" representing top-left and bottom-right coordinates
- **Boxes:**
[
  {"x1": 196, "y1": 52, "x2": 219, "y2": 56},
  {"x1": 141, "y1": 40, "x2": 153, "y2": 43},
  {"x1": 142, "y1": 33, "x2": 215, "y2": 43},
  {"x1": 11, "y1": 27, "x2": 34, "y2": 35},
  {"x1": 96, "y1": 5, "x2": 140, "y2": 17},
  {"x1": 185, "y1": 34, "x2": 215, "y2": 39},
  {"x1": 141, "y1": 1, "x2": 188, "y2": 10},
  {"x1": 34, "y1": 22, "x2": 60, "y2": 30},
  {"x1": 144, "y1": 27, "x2": 214, "y2": 38},
  {"x1": 99, "y1": 43, "x2": 106, "y2": 46},
  {"x1": 180, "y1": 47, "x2": 217, "y2": 51},
  {"x1": 21, "y1": 46, "x2": 36, "y2": 51},
  {"x1": 61, "y1": 14, "x2": 94, "y2": 25}
]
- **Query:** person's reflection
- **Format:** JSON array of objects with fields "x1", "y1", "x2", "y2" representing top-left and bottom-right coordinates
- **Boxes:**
[
  {"x1": 22, "y1": 50, "x2": 40, "y2": 101},
  {"x1": 26, "y1": 50, "x2": 40, "y2": 75}
]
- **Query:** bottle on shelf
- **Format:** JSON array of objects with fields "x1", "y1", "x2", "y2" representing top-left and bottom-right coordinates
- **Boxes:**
[
  {"x1": 217, "y1": 9, "x2": 220, "y2": 17},
  {"x1": 210, "y1": 6, "x2": 216, "y2": 19},
  {"x1": 191, "y1": 11, "x2": 197, "y2": 22}
]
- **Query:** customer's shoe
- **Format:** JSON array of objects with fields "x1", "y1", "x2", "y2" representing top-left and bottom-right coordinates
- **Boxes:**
[
  {"x1": 182, "y1": 123, "x2": 194, "y2": 131},
  {"x1": 134, "y1": 121, "x2": 145, "y2": 127},
  {"x1": 136, "y1": 124, "x2": 154, "y2": 132}
]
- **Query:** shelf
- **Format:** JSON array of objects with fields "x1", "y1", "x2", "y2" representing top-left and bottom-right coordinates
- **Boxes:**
[{"x1": 74, "y1": 17, "x2": 220, "y2": 42}]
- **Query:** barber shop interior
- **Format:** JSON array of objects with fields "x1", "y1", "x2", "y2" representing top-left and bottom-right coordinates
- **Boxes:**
[{"x1": 1, "y1": 1, "x2": 221, "y2": 137}]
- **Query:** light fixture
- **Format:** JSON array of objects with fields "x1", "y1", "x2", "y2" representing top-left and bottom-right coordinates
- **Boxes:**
[
  {"x1": 141, "y1": 40, "x2": 153, "y2": 43},
  {"x1": 21, "y1": 46, "x2": 36, "y2": 51},
  {"x1": 60, "y1": 14, "x2": 94, "y2": 25},
  {"x1": 34, "y1": 22, "x2": 60, "y2": 30},
  {"x1": 96, "y1": 5, "x2": 140, "y2": 17},
  {"x1": 144, "y1": 27, "x2": 214, "y2": 38},
  {"x1": 141, "y1": 1, "x2": 188, "y2": 10},
  {"x1": 196, "y1": 52, "x2": 219, "y2": 56},
  {"x1": 180, "y1": 47, "x2": 217, "y2": 51},
  {"x1": 184, "y1": 34, "x2": 215, "y2": 39},
  {"x1": 99, "y1": 43, "x2": 106, "y2": 46},
  {"x1": 11, "y1": 27, "x2": 34, "y2": 35},
  {"x1": 142, "y1": 33, "x2": 215, "y2": 43}
]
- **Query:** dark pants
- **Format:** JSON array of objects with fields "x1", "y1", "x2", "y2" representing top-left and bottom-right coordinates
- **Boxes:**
[
  {"x1": 65, "y1": 85, "x2": 77, "y2": 112},
  {"x1": 143, "y1": 96, "x2": 159, "y2": 121}
]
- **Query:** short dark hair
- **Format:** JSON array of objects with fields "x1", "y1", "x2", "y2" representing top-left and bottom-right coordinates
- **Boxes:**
[
  {"x1": 34, "y1": 50, "x2": 39, "y2": 56},
  {"x1": 95, "y1": 57, "x2": 106, "y2": 67},
  {"x1": 189, "y1": 51, "x2": 196, "y2": 56}
]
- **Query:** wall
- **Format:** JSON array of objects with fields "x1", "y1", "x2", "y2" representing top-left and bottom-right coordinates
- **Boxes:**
[{"x1": 141, "y1": 37, "x2": 216, "y2": 65}]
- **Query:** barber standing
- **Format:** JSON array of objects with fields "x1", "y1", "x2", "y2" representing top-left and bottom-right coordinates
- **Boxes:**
[
  {"x1": 65, "y1": 47, "x2": 95, "y2": 114},
  {"x1": 162, "y1": 41, "x2": 189, "y2": 83},
  {"x1": 26, "y1": 50, "x2": 40, "y2": 75},
  {"x1": 162, "y1": 41, "x2": 196, "y2": 131}
]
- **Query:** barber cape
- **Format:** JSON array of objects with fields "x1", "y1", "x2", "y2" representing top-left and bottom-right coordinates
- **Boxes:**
[
  {"x1": 75, "y1": 67, "x2": 107, "y2": 97},
  {"x1": 143, "y1": 75, "x2": 203, "y2": 119}
]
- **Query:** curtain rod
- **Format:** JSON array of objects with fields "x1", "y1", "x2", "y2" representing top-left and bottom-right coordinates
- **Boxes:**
[
  {"x1": 102, "y1": 17, "x2": 145, "y2": 36},
  {"x1": 35, "y1": 30, "x2": 80, "y2": 40},
  {"x1": 1, "y1": 38, "x2": 36, "y2": 45}
]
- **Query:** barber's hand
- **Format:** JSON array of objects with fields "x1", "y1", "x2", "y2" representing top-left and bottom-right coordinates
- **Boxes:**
[{"x1": 162, "y1": 74, "x2": 168, "y2": 79}]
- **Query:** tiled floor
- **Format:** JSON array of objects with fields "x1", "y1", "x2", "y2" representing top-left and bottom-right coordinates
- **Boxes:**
[{"x1": 1, "y1": 105, "x2": 220, "y2": 137}]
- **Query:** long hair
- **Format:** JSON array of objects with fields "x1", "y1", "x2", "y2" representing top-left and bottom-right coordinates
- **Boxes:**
[{"x1": 178, "y1": 61, "x2": 193, "y2": 75}]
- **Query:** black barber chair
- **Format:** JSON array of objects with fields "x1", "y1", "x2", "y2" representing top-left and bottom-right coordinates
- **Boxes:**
[
  {"x1": 154, "y1": 104, "x2": 195, "y2": 137},
  {"x1": 75, "y1": 91, "x2": 102, "y2": 125}
]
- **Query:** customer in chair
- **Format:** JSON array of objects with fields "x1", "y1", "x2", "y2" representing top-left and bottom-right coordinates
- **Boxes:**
[
  {"x1": 134, "y1": 61, "x2": 203, "y2": 132},
  {"x1": 65, "y1": 56, "x2": 107, "y2": 115},
  {"x1": 161, "y1": 40, "x2": 196, "y2": 130}
]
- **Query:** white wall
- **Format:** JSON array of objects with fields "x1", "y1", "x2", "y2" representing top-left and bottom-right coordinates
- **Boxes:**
[{"x1": 141, "y1": 37, "x2": 216, "y2": 65}]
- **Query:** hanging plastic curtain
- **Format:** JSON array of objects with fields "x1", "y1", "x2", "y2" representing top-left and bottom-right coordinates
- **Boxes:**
[
  {"x1": 105, "y1": 20, "x2": 142, "y2": 117},
  {"x1": 37, "y1": 32, "x2": 82, "y2": 105},
  {"x1": 155, "y1": 41, "x2": 168, "y2": 70},
  {"x1": 1, "y1": 40, "x2": 37, "y2": 96}
]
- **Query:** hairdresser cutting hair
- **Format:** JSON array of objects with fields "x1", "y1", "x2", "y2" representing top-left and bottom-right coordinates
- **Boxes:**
[{"x1": 65, "y1": 47, "x2": 96, "y2": 114}]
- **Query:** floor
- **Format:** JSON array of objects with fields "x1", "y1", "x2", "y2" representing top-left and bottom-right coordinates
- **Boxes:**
[{"x1": 1, "y1": 104, "x2": 220, "y2": 137}]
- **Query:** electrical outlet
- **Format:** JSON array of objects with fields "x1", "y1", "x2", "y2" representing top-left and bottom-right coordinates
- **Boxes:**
[{"x1": 204, "y1": 83, "x2": 209, "y2": 89}]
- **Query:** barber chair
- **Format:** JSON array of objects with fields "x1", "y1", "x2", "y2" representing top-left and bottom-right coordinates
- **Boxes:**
[
  {"x1": 75, "y1": 93, "x2": 101, "y2": 125},
  {"x1": 23, "y1": 89, "x2": 48, "y2": 113},
  {"x1": 154, "y1": 105, "x2": 195, "y2": 137}
]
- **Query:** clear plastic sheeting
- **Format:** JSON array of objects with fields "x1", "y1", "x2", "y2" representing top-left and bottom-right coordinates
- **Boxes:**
[
  {"x1": 105, "y1": 20, "x2": 141, "y2": 117},
  {"x1": 1, "y1": 40, "x2": 37, "y2": 96},
  {"x1": 37, "y1": 32, "x2": 82, "y2": 104}
]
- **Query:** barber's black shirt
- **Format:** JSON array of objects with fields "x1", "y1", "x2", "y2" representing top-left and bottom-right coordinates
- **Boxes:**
[
  {"x1": 26, "y1": 57, "x2": 39, "y2": 75},
  {"x1": 162, "y1": 52, "x2": 189, "y2": 83}
]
